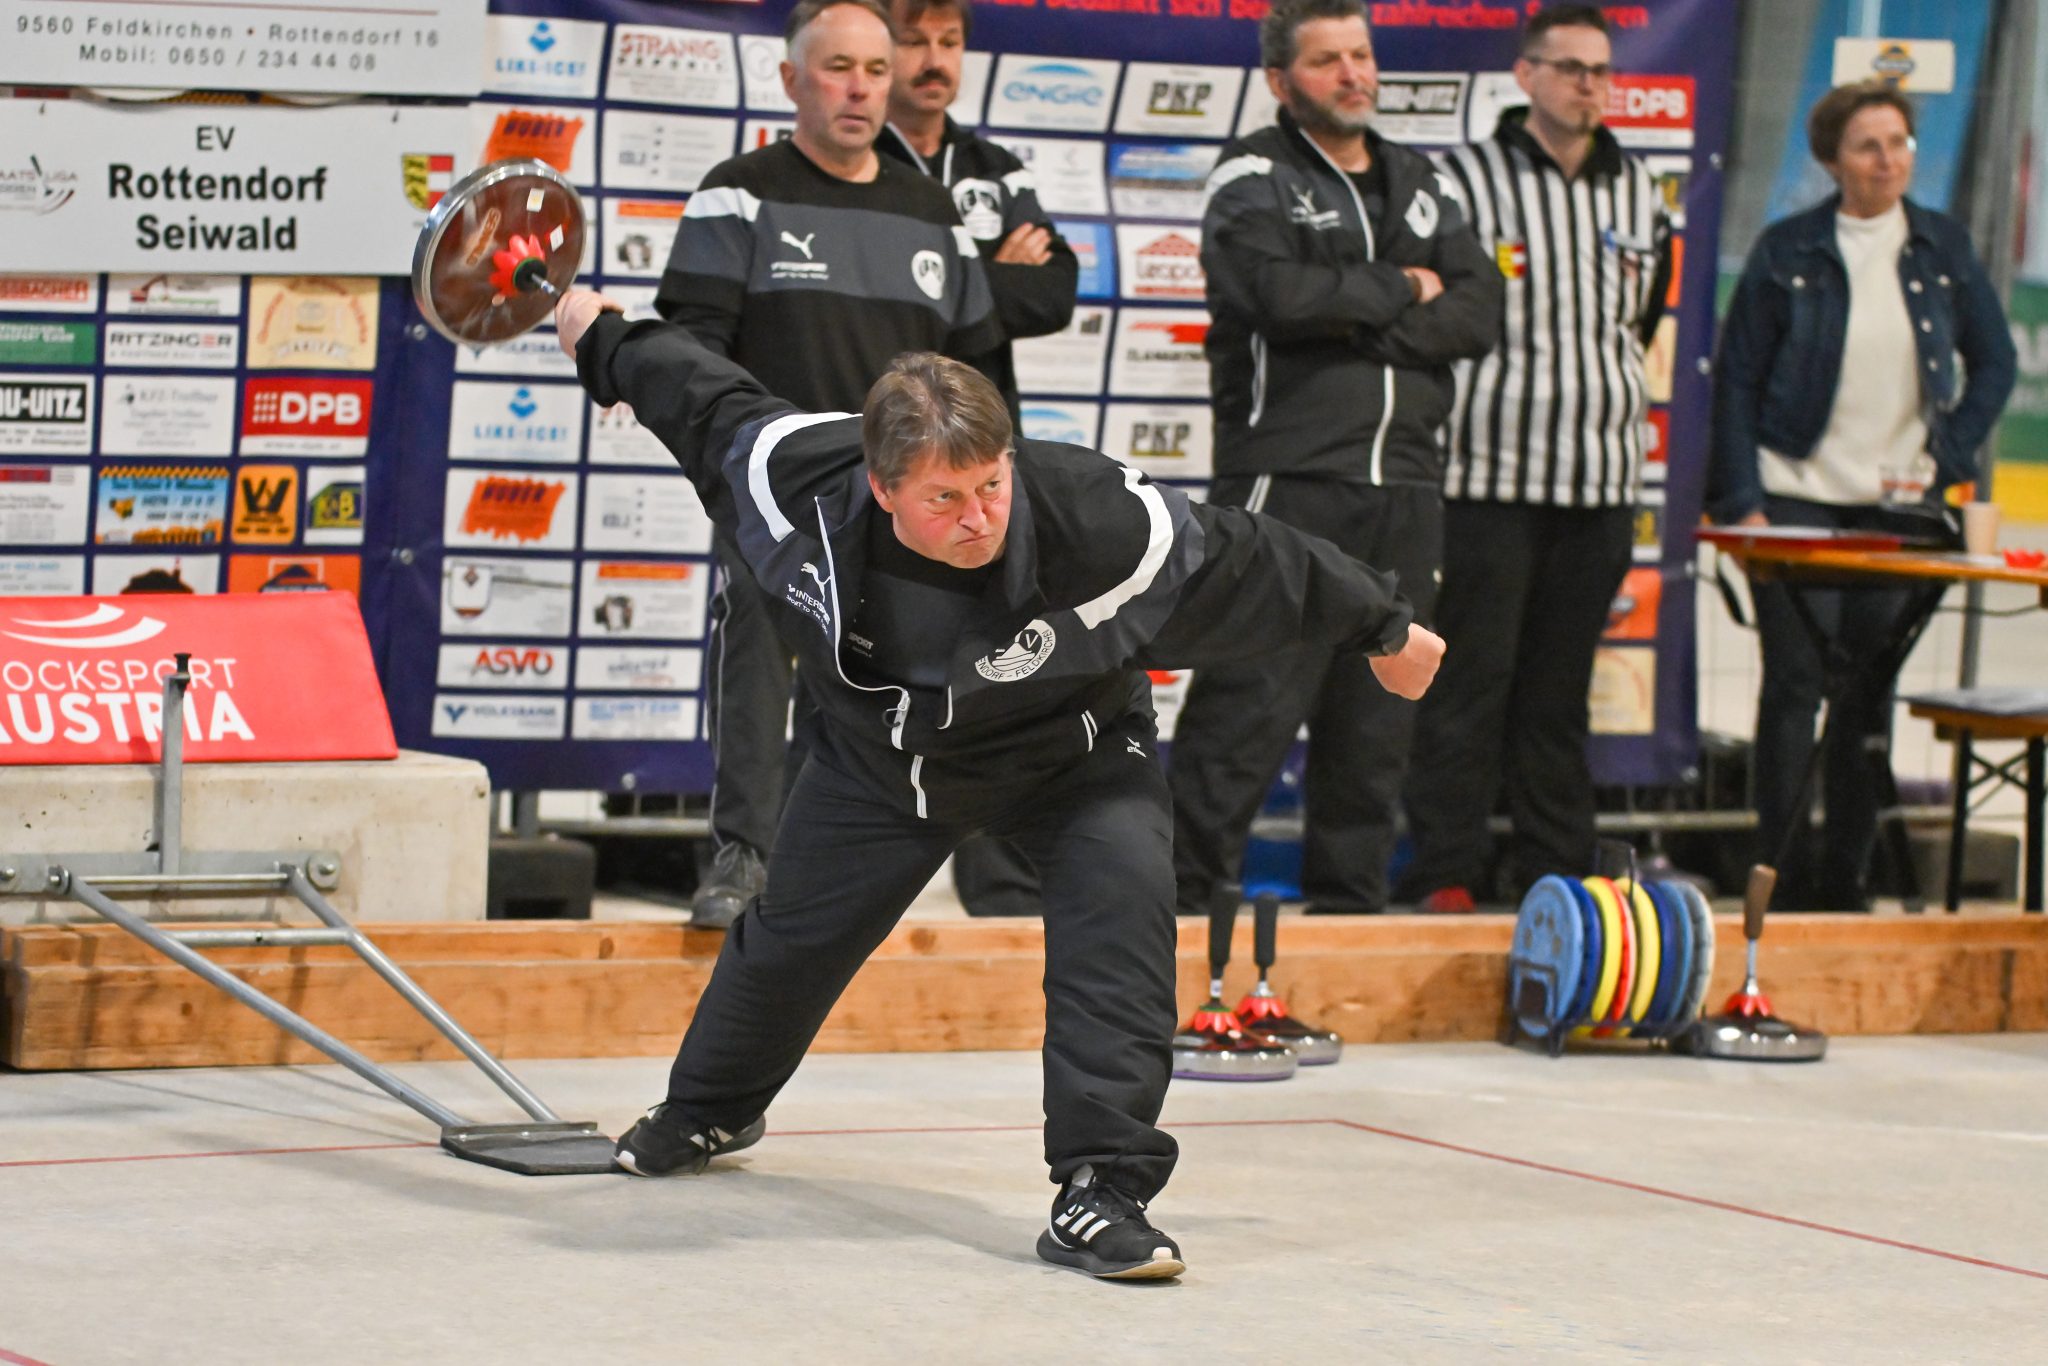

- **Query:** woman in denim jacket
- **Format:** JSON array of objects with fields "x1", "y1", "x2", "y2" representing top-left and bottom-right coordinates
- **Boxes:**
[{"x1": 1708, "y1": 82, "x2": 2016, "y2": 910}]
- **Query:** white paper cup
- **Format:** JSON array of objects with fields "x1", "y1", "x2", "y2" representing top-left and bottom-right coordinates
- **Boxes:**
[{"x1": 1963, "y1": 501, "x2": 2000, "y2": 557}]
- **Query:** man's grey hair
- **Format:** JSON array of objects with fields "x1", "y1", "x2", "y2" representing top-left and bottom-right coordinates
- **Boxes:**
[
  {"x1": 862, "y1": 352, "x2": 1014, "y2": 488},
  {"x1": 786, "y1": 0, "x2": 895, "y2": 55},
  {"x1": 1259, "y1": 0, "x2": 1370, "y2": 70}
]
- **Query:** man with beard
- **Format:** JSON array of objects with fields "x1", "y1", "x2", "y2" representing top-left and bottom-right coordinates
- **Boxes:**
[
  {"x1": 880, "y1": 0, "x2": 1080, "y2": 916},
  {"x1": 654, "y1": 0, "x2": 1003, "y2": 927},
  {"x1": 1402, "y1": 6, "x2": 1672, "y2": 911},
  {"x1": 1168, "y1": 0, "x2": 1501, "y2": 919}
]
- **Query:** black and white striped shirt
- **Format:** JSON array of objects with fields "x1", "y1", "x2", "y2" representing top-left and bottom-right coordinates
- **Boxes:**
[{"x1": 1435, "y1": 109, "x2": 1671, "y2": 508}]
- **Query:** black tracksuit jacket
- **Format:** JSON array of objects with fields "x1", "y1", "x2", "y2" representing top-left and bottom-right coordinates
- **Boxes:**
[
  {"x1": 1202, "y1": 111, "x2": 1503, "y2": 485},
  {"x1": 575, "y1": 311, "x2": 1416, "y2": 817}
]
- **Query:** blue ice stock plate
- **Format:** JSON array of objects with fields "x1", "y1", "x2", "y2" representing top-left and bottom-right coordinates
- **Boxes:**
[
  {"x1": 1643, "y1": 879, "x2": 1692, "y2": 1036},
  {"x1": 1511, "y1": 875, "x2": 1585, "y2": 1040},
  {"x1": 1562, "y1": 877, "x2": 1603, "y2": 1028}
]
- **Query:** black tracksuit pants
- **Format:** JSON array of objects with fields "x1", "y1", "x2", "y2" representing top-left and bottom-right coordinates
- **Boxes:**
[
  {"x1": 1166, "y1": 477, "x2": 1443, "y2": 915},
  {"x1": 1402, "y1": 500, "x2": 1634, "y2": 899},
  {"x1": 704, "y1": 526, "x2": 794, "y2": 855},
  {"x1": 663, "y1": 709, "x2": 1182, "y2": 1199}
]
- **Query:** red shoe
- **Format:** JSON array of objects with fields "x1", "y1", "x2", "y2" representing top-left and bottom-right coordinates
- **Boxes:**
[{"x1": 1418, "y1": 886, "x2": 1477, "y2": 914}]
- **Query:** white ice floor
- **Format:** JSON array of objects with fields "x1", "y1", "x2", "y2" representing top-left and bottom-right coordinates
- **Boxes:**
[{"x1": 4, "y1": 1036, "x2": 2046, "y2": 1363}]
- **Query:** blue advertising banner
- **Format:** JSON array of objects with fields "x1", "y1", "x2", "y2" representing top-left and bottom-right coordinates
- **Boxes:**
[{"x1": 0, "y1": 0, "x2": 1736, "y2": 794}]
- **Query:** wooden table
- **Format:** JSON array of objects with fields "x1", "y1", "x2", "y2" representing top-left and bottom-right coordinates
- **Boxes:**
[
  {"x1": 1699, "y1": 528, "x2": 2048, "y2": 909},
  {"x1": 1706, "y1": 536, "x2": 2048, "y2": 603}
]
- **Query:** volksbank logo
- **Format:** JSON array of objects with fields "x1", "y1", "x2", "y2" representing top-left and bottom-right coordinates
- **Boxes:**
[{"x1": 1004, "y1": 63, "x2": 1109, "y2": 107}]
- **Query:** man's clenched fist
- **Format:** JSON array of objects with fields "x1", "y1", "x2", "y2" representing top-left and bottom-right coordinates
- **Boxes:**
[
  {"x1": 1369, "y1": 624, "x2": 1446, "y2": 700},
  {"x1": 554, "y1": 288, "x2": 624, "y2": 359}
]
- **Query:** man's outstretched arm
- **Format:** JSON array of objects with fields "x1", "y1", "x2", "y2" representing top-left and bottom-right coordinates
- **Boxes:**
[
  {"x1": 558, "y1": 289, "x2": 795, "y2": 527},
  {"x1": 1138, "y1": 498, "x2": 1445, "y2": 700}
]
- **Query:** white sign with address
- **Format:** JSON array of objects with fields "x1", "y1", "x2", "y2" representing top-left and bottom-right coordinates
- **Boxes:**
[{"x1": 0, "y1": 0, "x2": 488, "y2": 98}]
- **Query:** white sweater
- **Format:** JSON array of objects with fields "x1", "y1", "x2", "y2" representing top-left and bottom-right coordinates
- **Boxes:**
[{"x1": 1759, "y1": 202, "x2": 1930, "y2": 506}]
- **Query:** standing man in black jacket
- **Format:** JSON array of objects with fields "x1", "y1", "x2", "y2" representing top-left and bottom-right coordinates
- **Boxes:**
[
  {"x1": 880, "y1": 0, "x2": 1080, "y2": 916},
  {"x1": 552, "y1": 288, "x2": 1443, "y2": 1279},
  {"x1": 655, "y1": 0, "x2": 1003, "y2": 927},
  {"x1": 1167, "y1": 0, "x2": 1502, "y2": 918}
]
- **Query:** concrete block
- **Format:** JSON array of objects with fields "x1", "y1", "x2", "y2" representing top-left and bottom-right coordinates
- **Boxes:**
[{"x1": 1, "y1": 750, "x2": 491, "y2": 926}]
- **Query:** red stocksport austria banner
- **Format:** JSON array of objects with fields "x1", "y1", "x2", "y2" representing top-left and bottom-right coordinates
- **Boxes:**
[{"x1": 0, "y1": 594, "x2": 398, "y2": 764}]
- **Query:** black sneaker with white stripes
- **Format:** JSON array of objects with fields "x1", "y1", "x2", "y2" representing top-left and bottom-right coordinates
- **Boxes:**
[
  {"x1": 1035, "y1": 1167, "x2": 1185, "y2": 1280},
  {"x1": 613, "y1": 1103, "x2": 765, "y2": 1177}
]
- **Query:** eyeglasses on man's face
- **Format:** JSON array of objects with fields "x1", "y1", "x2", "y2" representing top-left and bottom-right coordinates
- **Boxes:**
[{"x1": 1525, "y1": 57, "x2": 1615, "y2": 83}]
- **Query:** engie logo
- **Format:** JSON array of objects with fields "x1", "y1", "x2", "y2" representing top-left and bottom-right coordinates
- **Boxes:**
[
  {"x1": 241, "y1": 378, "x2": 373, "y2": 456},
  {"x1": 989, "y1": 55, "x2": 1119, "y2": 133},
  {"x1": 1006, "y1": 62, "x2": 1108, "y2": 107}
]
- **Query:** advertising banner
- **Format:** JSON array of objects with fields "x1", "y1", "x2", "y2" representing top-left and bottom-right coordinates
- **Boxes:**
[
  {"x1": 0, "y1": 0, "x2": 488, "y2": 98},
  {"x1": 0, "y1": 593, "x2": 396, "y2": 763},
  {"x1": 0, "y1": 0, "x2": 1734, "y2": 795},
  {"x1": 0, "y1": 102, "x2": 471, "y2": 274}
]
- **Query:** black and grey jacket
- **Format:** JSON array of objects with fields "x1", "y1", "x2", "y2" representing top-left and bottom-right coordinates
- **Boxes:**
[
  {"x1": 1201, "y1": 110, "x2": 1503, "y2": 486},
  {"x1": 879, "y1": 119, "x2": 1078, "y2": 341},
  {"x1": 654, "y1": 138, "x2": 1003, "y2": 414},
  {"x1": 576, "y1": 311, "x2": 1415, "y2": 815}
]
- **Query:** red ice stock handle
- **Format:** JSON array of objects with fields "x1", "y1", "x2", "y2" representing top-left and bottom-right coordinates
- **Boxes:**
[{"x1": 489, "y1": 235, "x2": 551, "y2": 297}]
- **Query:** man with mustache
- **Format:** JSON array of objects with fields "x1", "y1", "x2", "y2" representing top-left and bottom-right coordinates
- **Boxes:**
[
  {"x1": 880, "y1": 0, "x2": 1080, "y2": 917},
  {"x1": 654, "y1": 0, "x2": 1003, "y2": 929}
]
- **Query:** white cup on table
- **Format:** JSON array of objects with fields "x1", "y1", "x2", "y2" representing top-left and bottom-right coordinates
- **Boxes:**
[{"x1": 1962, "y1": 500, "x2": 2000, "y2": 558}]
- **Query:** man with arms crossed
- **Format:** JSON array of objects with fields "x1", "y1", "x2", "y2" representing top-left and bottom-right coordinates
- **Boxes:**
[
  {"x1": 1169, "y1": 0, "x2": 1501, "y2": 918},
  {"x1": 552, "y1": 285, "x2": 1443, "y2": 1279}
]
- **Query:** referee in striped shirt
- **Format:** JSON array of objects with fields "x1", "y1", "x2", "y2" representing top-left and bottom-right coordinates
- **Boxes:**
[{"x1": 1401, "y1": 5, "x2": 1671, "y2": 911}]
